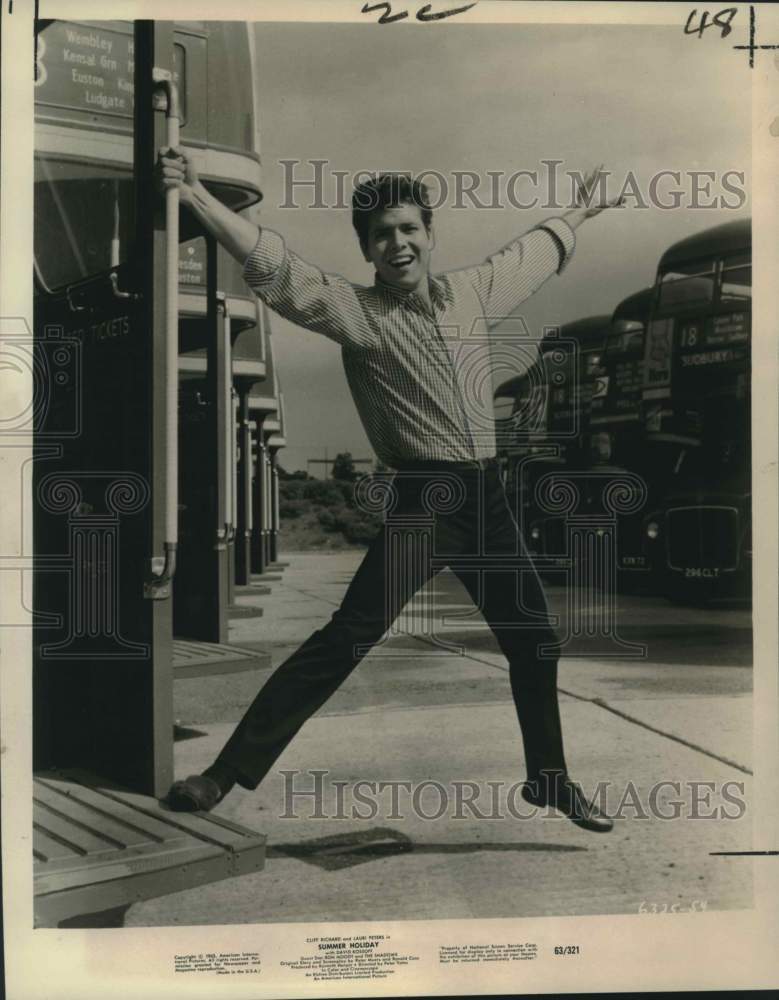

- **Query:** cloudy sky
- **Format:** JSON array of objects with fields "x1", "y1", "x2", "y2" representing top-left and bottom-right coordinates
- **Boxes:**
[{"x1": 250, "y1": 19, "x2": 751, "y2": 473}]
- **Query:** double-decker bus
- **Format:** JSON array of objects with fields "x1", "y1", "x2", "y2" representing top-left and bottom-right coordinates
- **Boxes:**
[
  {"x1": 494, "y1": 351, "x2": 560, "y2": 565},
  {"x1": 494, "y1": 316, "x2": 609, "y2": 576},
  {"x1": 641, "y1": 218, "x2": 751, "y2": 602},
  {"x1": 31, "y1": 20, "x2": 277, "y2": 925},
  {"x1": 586, "y1": 287, "x2": 659, "y2": 591},
  {"x1": 590, "y1": 288, "x2": 652, "y2": 461}
]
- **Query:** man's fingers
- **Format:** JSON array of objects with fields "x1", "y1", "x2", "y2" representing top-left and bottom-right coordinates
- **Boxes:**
[
  {"x1": 577, "y1": 166, "x2": 600, "y2": 204},
  {"x1": 154, "y1": 143, "x2": 195, "y2": 200},
  {"x1": 576, "y1": 173, "x2": 590, "y2": 200},
  {"x1": 158, "y1": 146, "x2": 187, "y2": 169},
  {"x1": 588, "y1": 164, "x2": 604, "y2": 186},
  {"x1": 593, "y1": 195, "x2": 625, "y2": 214},
  {"x1": 588, "y1": 165, "x2": 604, "y2": 193},
  {"x1": 573, "y1": 165, "x2": 617, "y2": 209},
  {"x1": 571, "y1": 166, "x2": 625, "y2": 215}
]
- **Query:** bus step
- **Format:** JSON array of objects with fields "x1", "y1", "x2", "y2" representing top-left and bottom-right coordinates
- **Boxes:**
[{"x1": 34, "y1": 768, "x2": 266, "y2": 928}]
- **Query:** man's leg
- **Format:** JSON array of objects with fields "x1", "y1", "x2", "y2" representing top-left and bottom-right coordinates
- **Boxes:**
[
  {"x1": 167, "y1": 484, "x2": 444, "y2": 809},
  {"x1": 450, "y1": 473, "x2": 566, "y2": 782},
  {"x1": 216, "y1": 521, "x2": 440, "y2": 789},
  {"x1": 451, "y1": 466, "x2": 612, "y2": 832}
]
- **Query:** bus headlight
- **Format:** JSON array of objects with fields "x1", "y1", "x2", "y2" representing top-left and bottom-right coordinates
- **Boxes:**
[
  {"x1": 646, "y1": 521, "x2": 660, "y2": 540},
  {"x1": 530, "y1": 526, "x2": 541, "y2": 541}
]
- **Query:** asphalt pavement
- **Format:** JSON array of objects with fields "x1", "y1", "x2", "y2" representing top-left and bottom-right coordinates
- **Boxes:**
[{"x1": 126, "y1": 551, "x2": 753, "y2": 926}]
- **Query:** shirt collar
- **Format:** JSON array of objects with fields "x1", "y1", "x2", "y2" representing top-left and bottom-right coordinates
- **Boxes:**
[{"x1": 374, "y1": 272, "x2": 448, "y2": 310}]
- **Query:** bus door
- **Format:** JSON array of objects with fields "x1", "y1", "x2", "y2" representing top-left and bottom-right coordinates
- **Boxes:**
[
  {"x1": 589, "y1": 321, "x2": 650, "y2": 581},
  {"x1": 641, "y1": 267, "x2": 715, "y2": 520},
  {"x1": 523, "y1": 348, "x2": 577, "y2": 568},
  {"x1": 33, "y1": 22, "x2": 179, "y2": 796},
  {"x1": 493, "y1": 363, "x2": 547, "y2": 533},
  {"x1": 590, "y1": 322, "x2": 644, "y2": 449},
  {"x1": 643, "y1": 261, "x2": 720, "y2": 444}
]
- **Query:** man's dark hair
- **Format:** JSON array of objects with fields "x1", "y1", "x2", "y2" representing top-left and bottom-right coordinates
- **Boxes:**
[{"x1": 352, "y1": 173, "x2": 433, "y2": 251}]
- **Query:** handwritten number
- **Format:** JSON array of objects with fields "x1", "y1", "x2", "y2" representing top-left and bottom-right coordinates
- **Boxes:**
[
  {"x1": 361, "y1": 2, "x2": 409, "y2": 23},
  {"x1": 362, "y1": 1, "x2": 477, "y2": 23},
  {"x1": 685, "y1": 4, "x2": 779, "y2": 68},
  {"x1": 712, "y1": 8, "x2": 738, "y2": 36},
  {"x1": 684, "y1": 8, "x2": 737, "y2": 38},
  {"x1": 683, "y1": 9, "x2": 704, "y2": 36},
  {"x1": 417, "y1": 2, "x2": 478, "y2": 21}
]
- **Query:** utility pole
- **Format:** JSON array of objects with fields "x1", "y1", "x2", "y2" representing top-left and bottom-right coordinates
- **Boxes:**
[
  {"x1": 307, "y1": 444, "x2": 329, "y2": 479},
  {"x1": 307, "y1": 448, "x2": 374, "y2": 480}
]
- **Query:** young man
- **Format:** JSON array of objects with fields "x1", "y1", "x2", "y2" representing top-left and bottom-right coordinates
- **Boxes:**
[{"x1": 159, "y1": 149, "x2": 622, "y2": 831}]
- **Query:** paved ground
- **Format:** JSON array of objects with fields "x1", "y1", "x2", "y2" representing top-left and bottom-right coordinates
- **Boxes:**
[{"x1": 127, "y1": 552, "x2": 754, "y2": 926}]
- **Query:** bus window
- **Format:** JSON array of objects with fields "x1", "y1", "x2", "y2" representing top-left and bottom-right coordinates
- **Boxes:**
[
  {"x1": 626, "y1": 330, "x2": 644, "y2": 353},
  {"x1": 720, "y1": 252, "x2": 751, "y2": 303},
  {"x1": 34, "y1": 155, "x2": 134, "y2": 292},
  {"x1": 606, "y1": 322, "x2": 644, "y2": 357},
  {"x1": 205, "y1": 23, "x2": 255, "y2": 151},
  {"x1": 658, "y1": 260, "x2": 715, "y2": 308}
]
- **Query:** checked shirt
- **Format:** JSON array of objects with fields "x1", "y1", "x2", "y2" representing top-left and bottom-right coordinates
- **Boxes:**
[{"x1": 242, "y1": 217, "x2": 575, "y2": 468}]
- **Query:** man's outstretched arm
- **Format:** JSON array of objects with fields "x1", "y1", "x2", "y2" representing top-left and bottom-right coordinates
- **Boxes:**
[
  {"x1": 157, "y1": 146, "x2": 260, "y2": 264},
  {"x1": 156, "y1": 147, "x2": 377, "y2": 349},
  {"x1": 559, "y1": 164, "x2": 625, "y2": 232},
  {"x1": 463, "y1": 165, "x2": 625, "y2": 326}
]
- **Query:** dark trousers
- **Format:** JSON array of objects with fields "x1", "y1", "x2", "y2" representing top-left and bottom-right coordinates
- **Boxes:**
[{"x1": 217, "y1": 459, "x2": 567, "y2": 789}]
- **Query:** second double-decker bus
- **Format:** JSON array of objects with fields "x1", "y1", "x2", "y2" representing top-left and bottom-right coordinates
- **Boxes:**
[
  {"x1": 641, "y1": 218, "x2": 751, "y2": 603},
  {"x1": 586, "y1": 287, "x2": 659, "y2": 591},
  {"x1": 528, "y1": 317, "x2": 609, "y2": 570},
  {"x1": 494, "y1": 316, "x2": 609, "y2": 577}
]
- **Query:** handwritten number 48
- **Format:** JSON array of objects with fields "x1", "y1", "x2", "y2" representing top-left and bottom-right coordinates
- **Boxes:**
[{"x1": 684, "y1": 8, "x2": 738, "y2": 38}]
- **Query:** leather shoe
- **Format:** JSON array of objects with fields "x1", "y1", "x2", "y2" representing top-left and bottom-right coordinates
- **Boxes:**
[
  {"x1": 166, "y1": 774, "x2": 225, "y2": 813},
  {"x1": 522, "y1": 775, "x2": 613, "y2": 833}
]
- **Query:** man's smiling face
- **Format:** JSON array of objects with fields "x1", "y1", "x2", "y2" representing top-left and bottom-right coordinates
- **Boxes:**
[{"x1": 362, "y1": 202, "x2": 435, "y2": 294}]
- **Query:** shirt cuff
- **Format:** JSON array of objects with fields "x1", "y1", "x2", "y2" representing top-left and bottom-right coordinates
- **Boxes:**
[
  {"x1": 537, "y1": 217, "x2": 576, "y2": 274},
  {"x1": 242, "y1": 229, "x2": 287, "y2": 287}
]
